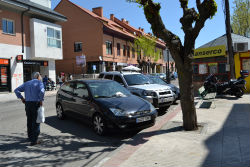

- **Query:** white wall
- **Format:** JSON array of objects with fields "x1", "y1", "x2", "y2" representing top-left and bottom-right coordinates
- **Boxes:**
[
  {"x1": 30, "y1": 18, "x2": 63, "y2": 60},
  {"x1": 29, "y1": 0, "x2": 51, "y2": 8},
  {"x1": 48, "y1": 60, "x2": 56, "y2": 83},
  {"x1": 0, "y1": 43, "x2": 30, "y2": 91}
]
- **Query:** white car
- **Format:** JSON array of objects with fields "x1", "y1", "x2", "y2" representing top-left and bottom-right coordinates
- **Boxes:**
[{"x1": 99, "y1": 71, "x2": 175, "y2": 109}]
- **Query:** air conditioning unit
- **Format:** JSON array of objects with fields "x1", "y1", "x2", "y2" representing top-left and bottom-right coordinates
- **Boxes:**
[{"x1": 234, "y1": 42, "x2": 248, "y2": 52}]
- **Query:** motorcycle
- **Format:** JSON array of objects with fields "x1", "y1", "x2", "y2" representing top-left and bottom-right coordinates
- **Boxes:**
[
  {"x1": 45, "y1": 78, "x2": 56, "y2": 91},
  {"x1": 203, "y1": 70, "x2": 249, "y2": 98}
]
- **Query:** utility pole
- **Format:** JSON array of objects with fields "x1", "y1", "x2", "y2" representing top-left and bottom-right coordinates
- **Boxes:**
[{"x1": 225, "y1": 0, "x2": 236, "y2": 79}]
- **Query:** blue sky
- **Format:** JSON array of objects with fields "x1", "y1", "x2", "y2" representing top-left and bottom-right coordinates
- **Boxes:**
[{"x1": 52, "y1": 0, "x2": 235, "y2": 48}]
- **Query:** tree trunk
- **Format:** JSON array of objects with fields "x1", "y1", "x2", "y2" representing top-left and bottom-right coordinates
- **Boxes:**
[{"x1": 177, "y1": 54, "x2": 198, "y2": 131}]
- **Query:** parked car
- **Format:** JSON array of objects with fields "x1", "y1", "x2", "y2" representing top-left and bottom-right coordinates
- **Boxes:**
[
  {"x1": 146, "y1": 75, "x2": 180, "y2": 102},
  {"x1": 99, "y1": 71, "x2": 175, "y2": 109},
  {"x1": 56, "y1": 79, "x2": 157, "y2": 135}
]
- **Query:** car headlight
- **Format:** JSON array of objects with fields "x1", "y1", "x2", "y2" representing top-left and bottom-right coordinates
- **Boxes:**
[
  {"x1": 110, "y1": 108, "x2": 127, "y2": 116},
  {"x1": 149, "y1": 103, "x2": 156, "y2": 112},
  {"x1": 142, "y1": 90, "x2": 157, "y2": 97}
]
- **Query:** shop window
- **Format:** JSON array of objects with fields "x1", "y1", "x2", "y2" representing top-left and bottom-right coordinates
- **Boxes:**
[
  {"x1": 199, "y1": 64, "x2": 207, "y2": 74},
  {"x1": 74, "y1": 42, "x2": 82, "y2": 52},
  {"x1": 117, "y1": 43, "x2": 120, "y2": 56},
  {"x1": 218, "y1": 63, "x2": 226, "y2": 74},
  {"x1": 106, "y1": 41, "x2": 112, "y2": 55},
  {"x1": 47, "y1": 27, "x2": 61, "y2": 48},
  {"x1": 123, "y1": 45, "x2": 126, "y2": 56},
  {"x1": 127, "y1": 46, "x2": 130, "y2": 57},
  {"x1": 132, "y1": 47, "x2": 135, "y2": 58},
  {"x1": 2, "y1": 18, "x2": 15, "y2": 35},
  {"x1": 242, "y1": 58, "x2": 250, "y2": 71},
  {"x1": 209, "y1": 63, "x2": 218, "y2": 74},
  {"x1": 193, "y1": 64, "x2": 199, "y2": 74}
]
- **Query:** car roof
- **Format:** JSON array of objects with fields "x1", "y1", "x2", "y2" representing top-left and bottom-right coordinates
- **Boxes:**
[
  {"x1": 100, "y1": 71, "x2": 141, "y2": 75},
  {"x1": 68, "y1": 79, "x2": 113, "y2": 83}
]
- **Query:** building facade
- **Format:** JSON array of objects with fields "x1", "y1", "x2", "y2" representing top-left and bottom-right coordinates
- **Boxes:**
[
  {"x1": 54, "y1": 0, "x2": 167, "y2": 76},
  {"x1": 193, "y1": 34, "x2": 250, "y2": 92},
  {"x1": 0, "y1": 0, "x2": 66, "y2": 92}
]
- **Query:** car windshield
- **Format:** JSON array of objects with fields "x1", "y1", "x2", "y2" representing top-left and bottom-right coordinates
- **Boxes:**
[
  {"x1": 88, "y1": 81, "x2": 131, "y2": 98},
  {"x1": 124, "y1": 74, "x2": 151, "y2": 86},
  {"x1": 147, "y1": 76, "x2": 167, "y2": 85}
]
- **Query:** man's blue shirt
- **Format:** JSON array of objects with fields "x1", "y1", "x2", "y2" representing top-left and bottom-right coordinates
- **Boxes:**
[{"x1": 14, "y1": 79, "x2": 45, "y2": 102}]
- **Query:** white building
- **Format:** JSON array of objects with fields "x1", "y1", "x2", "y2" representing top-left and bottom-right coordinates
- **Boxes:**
[{"x1": 0, "y1": 0, "x2": 67, "y2": 92}]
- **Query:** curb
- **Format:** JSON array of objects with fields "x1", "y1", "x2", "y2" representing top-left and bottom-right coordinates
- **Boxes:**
[{"x1": 99, "y1": 104, "x2": 182, "y2": 167}]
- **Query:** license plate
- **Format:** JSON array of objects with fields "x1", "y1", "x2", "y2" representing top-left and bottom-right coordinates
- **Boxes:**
[
  {"x1": 136, "y1": 116, "x2": 151, "y2": 123},
  {"x1": 160, "y1": 98, "x2": 170, "y2": 103}
]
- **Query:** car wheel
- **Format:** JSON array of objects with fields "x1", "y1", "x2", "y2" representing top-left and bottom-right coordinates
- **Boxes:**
[
  {"x1": 92, "y1": 114, "x2": 106, "y2": 135},
  {"x1": 56, "y1": 103, "x2": 65, "y2": 120}
]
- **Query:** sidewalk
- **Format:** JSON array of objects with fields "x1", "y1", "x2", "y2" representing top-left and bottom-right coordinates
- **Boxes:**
[
  {"x1": 99, "y1": 94, "x2": 250, "y2": 167},
  {"x1": 0, "y1": 90, "x2": 57, "y2": 102}
]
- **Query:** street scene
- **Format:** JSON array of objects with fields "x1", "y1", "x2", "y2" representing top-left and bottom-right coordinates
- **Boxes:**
[{"x1": 0, "y1": 0, "x2": 250, "y2": 167}]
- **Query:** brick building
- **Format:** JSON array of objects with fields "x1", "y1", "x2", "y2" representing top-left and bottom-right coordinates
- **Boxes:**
[{"x1": 54, "y1": 0, "x2": 167, "y2": 75}]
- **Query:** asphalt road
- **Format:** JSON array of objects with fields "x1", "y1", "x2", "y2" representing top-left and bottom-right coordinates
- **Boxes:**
[{"x1": 0, "y1": 90, "x2": 179, "y2": 167}]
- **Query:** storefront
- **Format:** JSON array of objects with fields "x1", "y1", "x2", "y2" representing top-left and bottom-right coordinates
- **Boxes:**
[
  {"x1": 0, "y1": 59, "x2": 11, "y2": 92},
  {"x1": 23, "y1": 60, "x2": 48, "y2": 82},
  {"x1": 193, "y1": 45, "x2": 229, "y2": 83},
  {"x1": 234, "y1": 51, "x2": 250, "y2": 92}
]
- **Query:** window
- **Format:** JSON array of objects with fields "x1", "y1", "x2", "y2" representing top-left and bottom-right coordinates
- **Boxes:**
[
  {"x1": 114, "y1": 75, "x2": 124, "y2": 85},
  {"x1": 123, "y1": 45, "x2": 126, "y2": 56},
  {"x1": 218, "y1": 63, "x2": 226, "y2": 74},
  {"x1": 209, "y1": 64, "x2": 218, "y2": 74},
  {"x1": 104, "y1": 74, "x2": 113, "y2": 80},
  {"x1": 199, "y1": 64, "x2": 207, "y2": 74},
  {"x1": 127, "y1": 46, "x2": 130, "y2": 57},
  {"x1": 47, "y1": 27, "x2": 61, "y2": 48},
  {"x1": 193, "y1": 64, "x2": 199, "y2": 74},
  {"x1": 242, "y1": 58, "x2": 250, "y2": 71},
  {"x1": 61, "y1": 82, "x2": 74, "y2": 93},
  {"x1": 132, "y1": 47, "x2": 135, "y2": 58},
  {"x1": 117, "y1": 43, "x2": 120, "y2": 56},
  {"x1": 106, "y1": 41, "x2": 112, "y2": 55},
  {"x1": 98, "y1": 73, "x2": 104, "y2": 78},
  {"x1": 2, "y1": 19, "x2": 15, "y2": 35},
  {"x1": 74, "y1": 82, "x2": 88, "y2": 98},
  {"x1": 74, "y1": 42, "x2": 82, "y2": 52}
]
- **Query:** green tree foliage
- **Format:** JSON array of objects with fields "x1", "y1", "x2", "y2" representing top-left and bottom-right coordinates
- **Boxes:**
[
  {"x1": 132, "y1": 35, "x2": 160, "y2": 61},
  {"x1": 231, "y1": 0, "x2": 250, "y2": 36}
]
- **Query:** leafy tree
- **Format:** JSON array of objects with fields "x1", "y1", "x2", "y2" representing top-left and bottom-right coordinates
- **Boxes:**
[
  {"x1": 132, "y1": 35, "x2": 160, "y2": 62},
  {"x1": 231, "y1": 0, "x2": 250, "y2": 36},
  {"x1": 128, "y1": 0, "x2": 217, "y2": 130}
]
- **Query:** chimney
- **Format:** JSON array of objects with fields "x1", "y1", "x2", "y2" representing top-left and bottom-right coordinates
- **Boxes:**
[
  {"x1": 92, "y1": 7, "x2": 103, "y2": 17},
  {"x1": 121, "y1": 18, "x2": 126, "y2": 22},
  {"x1": 126, "y1": 20, "x2": 129, "y2": 24},
  {"x1": 141, "y1": 28, "x2": 144, "y2": 32},
  {"x1": 110, "y1": 14, "x2": 114, "y2": 21},
  {"x1": 138, "y1": 27, "x2": 141, "y2": 30}
]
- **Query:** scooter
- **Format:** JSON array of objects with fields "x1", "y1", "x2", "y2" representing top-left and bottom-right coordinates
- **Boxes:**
[{"x1": 203, "y1": 70, "x2": 249, "y2": 98}]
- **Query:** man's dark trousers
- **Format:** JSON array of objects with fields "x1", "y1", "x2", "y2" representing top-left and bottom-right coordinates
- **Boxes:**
[{"x1": 25, "y1": 102, "x2": 40, "y2": 143}]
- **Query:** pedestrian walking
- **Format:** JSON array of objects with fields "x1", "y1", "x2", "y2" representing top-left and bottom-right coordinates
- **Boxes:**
[
  {"x1": 58, "y1": 74, "x2": 63, "y2": 86},
  {"x1": 14, "y1": 72, "x2": 45, "y2": 146}
]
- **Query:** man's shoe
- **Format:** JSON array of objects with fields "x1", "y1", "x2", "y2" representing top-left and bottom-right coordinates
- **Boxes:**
[{"x1": 30, "y1": 141, "x2": 41, "y2": 146}]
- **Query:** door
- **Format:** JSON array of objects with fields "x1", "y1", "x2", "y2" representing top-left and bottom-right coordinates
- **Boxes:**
[
  {"x1": 0, "y1": 65, "x2": 10, "y2": 92},
  {"x1": 59, "y1": 82, "x2": 75, "y2": 112},
  {"x1": 73, "y1": 82, "x2": 93, "y2": 119}
]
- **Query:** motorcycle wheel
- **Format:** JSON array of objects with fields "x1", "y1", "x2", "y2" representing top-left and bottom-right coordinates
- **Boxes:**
[{"x1": 235, "y1": 88, "x2": 244, "y2": 98}]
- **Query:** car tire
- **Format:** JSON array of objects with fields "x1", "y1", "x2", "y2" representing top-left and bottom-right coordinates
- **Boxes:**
[
  {"x1": 92, "y1": 114, "x2": 106, "y2": 136},
  {"x1": 56, "y1": 103, "x2": 65, "y2": 120}
]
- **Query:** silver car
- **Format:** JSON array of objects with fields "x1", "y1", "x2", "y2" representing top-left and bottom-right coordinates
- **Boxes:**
[{"x1": 99, "y1": 71, "x2": 175, "y2": 109}]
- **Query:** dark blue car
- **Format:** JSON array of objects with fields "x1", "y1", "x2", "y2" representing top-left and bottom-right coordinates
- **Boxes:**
[{"x1": 56, "y1": 79, "x2": 157, "y2": 135}]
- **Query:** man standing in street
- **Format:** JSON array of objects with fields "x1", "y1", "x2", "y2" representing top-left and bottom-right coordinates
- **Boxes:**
[{"x1": 14, "y1": 72, "x2": 45, "y2": 146}]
